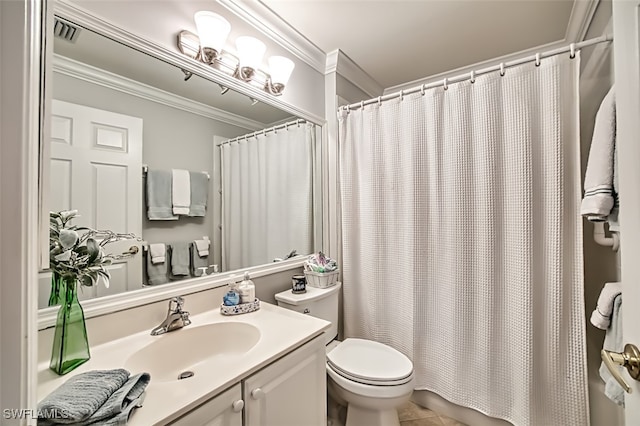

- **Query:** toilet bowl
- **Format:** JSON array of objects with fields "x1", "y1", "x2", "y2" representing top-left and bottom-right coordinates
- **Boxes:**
[{"x1": 275, "y1": 283, "x2": 415, "y2": 426}]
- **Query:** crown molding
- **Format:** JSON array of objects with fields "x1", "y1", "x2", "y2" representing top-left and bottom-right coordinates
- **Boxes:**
[
  {"x1": 217, "y1": 0, "x2": 326, "y2": 73},
  {"x1": 53, "y1": 54, "x2": 267, "y2": 131},
  {"x1": 565, "y1": 0, "x2": 600, "y2": 42},
  {"x1": 326, "y1": 49, "x2": 383, "y2": 98}
]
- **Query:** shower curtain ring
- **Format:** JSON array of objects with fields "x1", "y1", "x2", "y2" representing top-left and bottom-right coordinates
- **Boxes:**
[
  {"x1": 535, "y1": 53, "x2": 541, "y2": 67},
  {"x1": 360, "y1": 101, "x2": 364, "y2": 110},
  {"x1": 400, "y1": 90, "x2": 404, "y2": 101},
  {"x1": 377, "y1": 96, "x2": 382, "y2": 106},
  {"x1": 443, "y1": 78, "x2": 448, "y2": 90},
  {"x1": 570, "y1": 43, "x2": 576, "y2": 59},
  {"x1": 499, "y1": 63, "x2": 505, "y2": 76},
  {"x1": 470, "y1": 70, "x2": 476, "y2": 84},
  {"x1": 421, "y1": 84, "x2": 426, "y2": 95}
]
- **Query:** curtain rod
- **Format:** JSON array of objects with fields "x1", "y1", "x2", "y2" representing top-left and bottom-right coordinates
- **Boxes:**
[
  {"x1": 218, "y1": 118, "x2": 307, "y2": 146},
  {"x1": 339, "y1": 34, "x2": 613, "y2": 113}
]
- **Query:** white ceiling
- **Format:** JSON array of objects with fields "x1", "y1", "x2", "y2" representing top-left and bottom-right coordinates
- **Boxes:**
[{"x1": 262, "y1": 0, "x2": 575, "y2": 89}]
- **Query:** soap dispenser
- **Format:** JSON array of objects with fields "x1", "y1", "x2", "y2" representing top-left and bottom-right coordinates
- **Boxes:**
[
  {"x1": 223, "y1": 278, "x2": 240, "y2": 306},
  {"x1": 238, "y1": 271, "x2": 256, "y2": 304}
]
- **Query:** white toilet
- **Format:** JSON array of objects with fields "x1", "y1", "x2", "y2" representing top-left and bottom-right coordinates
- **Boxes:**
[{"x1": 275, "y1": 282, "x2": 415, "y2": 426}]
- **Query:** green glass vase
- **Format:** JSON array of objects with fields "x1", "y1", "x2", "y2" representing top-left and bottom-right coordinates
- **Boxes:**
[
  {"x1": 49, "y1": 276, "x2": 90, "y2": 375},
  {"x1": 47, "y1": 271, "x2": 63, "y2": 306}
]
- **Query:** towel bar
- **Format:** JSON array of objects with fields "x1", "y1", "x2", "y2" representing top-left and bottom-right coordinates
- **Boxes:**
[
  {"x1": 593, "y1": 222, "x2": 619, "y2": 251},
  {"x1": 142, "y1": 165, "x2": 210, "y2": 180}
]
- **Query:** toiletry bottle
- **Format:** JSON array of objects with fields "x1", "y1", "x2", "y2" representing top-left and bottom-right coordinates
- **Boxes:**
[
  {"x1": 223, "y1": 280, "x2": 240, "y2": 306},
  {"x1": 238, "y1": 271, "x2": 256, "y2": 303}
]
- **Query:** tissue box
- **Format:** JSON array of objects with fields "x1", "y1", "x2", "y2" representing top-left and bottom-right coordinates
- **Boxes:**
[{"x1": 304, "y1": 270, "x2": 339, "y2": 288}]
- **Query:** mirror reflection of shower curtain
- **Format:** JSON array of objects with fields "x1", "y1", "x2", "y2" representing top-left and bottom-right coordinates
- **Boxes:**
[
  {"x1": 339, "y1": 54, "x2": 586, "y2": 426},
  {"x1": 221, "y1": 123, "x2": 315, "y2": 271}
]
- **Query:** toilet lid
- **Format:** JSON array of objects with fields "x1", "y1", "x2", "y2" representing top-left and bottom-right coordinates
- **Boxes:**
[{"x1": 326, "y1": 338, "x2": 413, "y2": 384}]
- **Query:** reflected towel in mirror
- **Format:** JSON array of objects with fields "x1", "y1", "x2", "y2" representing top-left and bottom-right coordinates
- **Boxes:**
[
  {"x1": 170, "y1": 242, "x2": 190, "y2": 277},
  {"x1": 146, "y1": 245, "x2": 168, "y2": 285},
  {"x1": 189, "y1": 171, "x2": 209, "y2": 217},
  {"x1": 146, "y1": 170, "x2": 178, "y2": 220},
  {"x1": 172, "y1": 169, "x2": 191, "y2": 215},
  {"x1": 190, "y1": 241, "x2": 209, "y2": 276}
]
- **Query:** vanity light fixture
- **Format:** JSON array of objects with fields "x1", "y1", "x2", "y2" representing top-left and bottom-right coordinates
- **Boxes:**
[
  {"x1": 176, "y1": 10, "x2": 295, "y2": 96},
  {"x1": 193, "y1": 11, "x2": 231, "y2": 64}
]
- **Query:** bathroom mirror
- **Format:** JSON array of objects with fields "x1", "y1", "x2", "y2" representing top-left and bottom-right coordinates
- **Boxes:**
[{"x1": 38, "y1": 12, "x2": 323, "y2": 313}]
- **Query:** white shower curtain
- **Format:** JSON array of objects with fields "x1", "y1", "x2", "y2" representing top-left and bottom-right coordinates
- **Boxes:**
[
  {"x1": 339, "y1": 54, "x2": 587, "y2": 426},
  {"x1": 221, "y1": 123, "x2": 315, "y2": 271}
]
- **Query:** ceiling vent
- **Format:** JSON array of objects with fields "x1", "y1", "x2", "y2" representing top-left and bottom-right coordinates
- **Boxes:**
[{"x1": 53, "y1": 18, "x2": 81, "y2": 43}]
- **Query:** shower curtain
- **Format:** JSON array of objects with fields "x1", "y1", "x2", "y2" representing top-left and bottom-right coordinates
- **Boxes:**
[
  {"x1": 339, "y1": 54, "x2": 587, "y2": 426},
  {"x1": 221, "y1": 123, "x2": 315, "y2": 271}
]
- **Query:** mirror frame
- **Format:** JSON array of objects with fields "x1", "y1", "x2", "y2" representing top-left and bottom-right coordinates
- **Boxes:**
[{"x1": 38, "y1": 1, "x2": 327, "y2": 329}]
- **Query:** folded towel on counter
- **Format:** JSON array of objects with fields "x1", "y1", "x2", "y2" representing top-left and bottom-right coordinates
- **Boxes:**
[
  {"x1": 171, "y1": 169, "x2": 191, "y2": 215},
  {"x1": 170, "y1": 242, "x2": 190, "y2": 277},
  {"x1": 148, "y1": 243, "x2": 166, "y2": 265},
  {"x1": 591, "y1": 281, "x2": 623, "y2": 330},
  {"x1": 37, "y1": 368, "x2": 151, "y2": 425},
  {"x1": 581, "y1": 86, "x2": 617, "y2": 222},
  {"x1": 146, "y1": 170, "x2": 178, "y2": 221},
  {"x1": 599, "y1": 294, "x2": 625, "y2": 407},
  {"x1": 146, "y1": 247, "x2": 168, "y2": 285},
  {"x1": 189, "y1": 171, "x2": 209, "y2": 217},
  {"x1": 190, "y1": 242, "x2": 209, "y2": 276}
]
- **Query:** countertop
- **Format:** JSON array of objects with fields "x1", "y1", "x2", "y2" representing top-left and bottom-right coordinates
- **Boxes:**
[{"x1": 37, "y1": 301, "x2": 330, "y2": 425}]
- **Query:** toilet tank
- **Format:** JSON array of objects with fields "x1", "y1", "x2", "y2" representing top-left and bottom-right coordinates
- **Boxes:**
[{"x1": 275, "y1": 281, "x2": 341, "y2": 345}]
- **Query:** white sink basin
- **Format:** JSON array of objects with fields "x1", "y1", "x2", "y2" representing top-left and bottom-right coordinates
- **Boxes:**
[{"x1": 125, "y1": 322, "x2": 261, "y2": 382}]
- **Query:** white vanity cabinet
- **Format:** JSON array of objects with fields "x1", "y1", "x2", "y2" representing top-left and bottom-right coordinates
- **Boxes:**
[
  {"x1": 244, "y1": 334, "x2": 327, "y2": 426},
  {"x1": 168, "y1": 335, "x2": 326, "y2": 426},
  {"x1": 168, "y1": 383, "x2": 243, "y2": 426}
]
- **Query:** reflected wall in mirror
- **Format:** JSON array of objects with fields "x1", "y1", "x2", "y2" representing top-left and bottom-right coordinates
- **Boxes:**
[{"x1": 39, "y1": 17, "x2": 322, "y2": 309}]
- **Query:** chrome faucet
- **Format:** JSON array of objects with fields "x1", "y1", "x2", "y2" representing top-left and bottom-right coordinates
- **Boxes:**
[{"x1": 150, "y1": 296, "x2": 191, "y2": 336}]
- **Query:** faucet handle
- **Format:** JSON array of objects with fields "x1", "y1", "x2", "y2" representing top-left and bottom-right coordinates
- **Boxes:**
[
  {"x1": 169, "y1": 296, "x2": 185, "y2": 312},
  {"x1": 181, "y1": 311, "x2": 191, "y2": 326}
]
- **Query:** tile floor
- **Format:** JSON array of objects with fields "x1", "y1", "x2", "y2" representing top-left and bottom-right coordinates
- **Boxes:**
[{"x1": 399, "y1": 401, "x2": 467, "y2": 426}]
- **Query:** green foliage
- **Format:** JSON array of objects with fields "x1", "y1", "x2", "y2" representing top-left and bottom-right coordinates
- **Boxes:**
[{"x1": 49, "y1": 210, "x2": 138, "y2": 288}]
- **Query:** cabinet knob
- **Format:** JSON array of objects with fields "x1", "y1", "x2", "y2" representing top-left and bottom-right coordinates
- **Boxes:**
[
  {"x1": 251, "y1": 388, "x2": 265, "y2": 400},
  {"x1": 232, "y1": 399, "x2": 244, "y2": 412}
]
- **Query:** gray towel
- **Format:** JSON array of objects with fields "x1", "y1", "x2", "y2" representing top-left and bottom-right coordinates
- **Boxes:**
[
  {"x1": 146, "y1": 247, "x2": 168, "y2": 285},
  {"x1": 77, "y1": 372, "x2": 150, "y2": 425},
  {"x1": 599, "y1": 294, "x2": 625, "y2": 406},
  {"x1": 170, "y1": 242, "x2": 190, "y2": 277},
  {"x1": 146, "y1": 170, "x2": 178, "y2": 221},
  {"x1": 190, "y1": 242, "x2": 209, "y2": 276},
  {"x1": 189, "y1": 171, "x2": 209, "y2": 217},
  {"x1": 37, "y1": 369, "x2": 130, "y2": 424}
]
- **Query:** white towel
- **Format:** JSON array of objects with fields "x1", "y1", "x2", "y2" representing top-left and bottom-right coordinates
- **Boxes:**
[
  {"x1": 172, "y1": 169, "x2": 191, "y2": 215},
  {"x1": 599, "y1": 294, "x2": 625, "y2": 406},
  {"x1": 581, "y1": 86, "x2": 617, "y2": 221},
  {"x1": 590, "y1": 281, "x2": 623, "y2": 330},
  {"x1": 194, "y1": 239, "x2": 209, "y2": 257},
  {"x1": 149, "y1": 243, "x2": 166, "y2": 265}
]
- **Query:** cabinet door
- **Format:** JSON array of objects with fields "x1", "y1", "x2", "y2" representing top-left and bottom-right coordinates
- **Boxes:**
[
  {"x1": 169, "y1": 383, "x2": 243, "y2": 426},
  {"x1": 244, "y1": 335, "x2": 326, "y2": 426}
]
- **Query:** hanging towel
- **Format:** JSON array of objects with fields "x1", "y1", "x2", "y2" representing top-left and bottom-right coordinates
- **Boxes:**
[
  {"x1": 599, "y1": 294, "x2": 625, "y2": 407},
  {"x1": 146, "y1": 170, "x2": 178, "y2": 221},
  {"x1": 194, "y1": 238, "x2": 210, "y2": 257},
  {"x1": 591, "y1": 282, "x2": 623, "y2": 330},
  {"x1": 37, "y1": 369, "x2": 130, "y2": 424},
  {"x1": 146, "y1": 246, "x2": 168, "y2": 285},
  {"x1": 148, "y1": 243, "x2": 166, "y2": 265},
  {"x1": 170, "y1": 242, "x2": 190, "y2": 277},
  {"x1": 189, "y1": 171, "x2": 209, "y2": 217},
  {"x1": 171, "y1": 169, "x2": 191, "y2": 215},
  {"x1": 190, "y1": 241, "x2": 209, "y2": 276},
  {"x1": 581, "y1": 86, "x2": 617, "y2": 222}
]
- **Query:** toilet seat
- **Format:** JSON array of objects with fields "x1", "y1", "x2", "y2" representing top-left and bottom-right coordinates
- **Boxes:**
[{"x1": 326, "y1": 338, "x2": 414, "y2": 386}]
